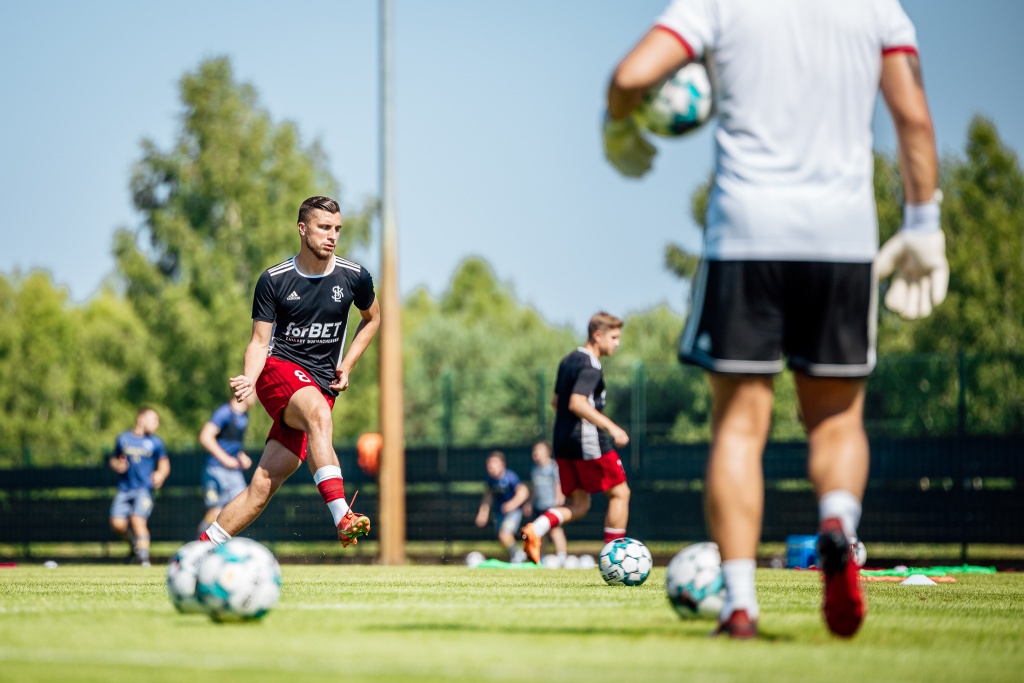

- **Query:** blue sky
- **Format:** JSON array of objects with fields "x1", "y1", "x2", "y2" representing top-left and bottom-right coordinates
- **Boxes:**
[{"x1": 1, "y1": 1, "x2": 1022, "y2": 333}]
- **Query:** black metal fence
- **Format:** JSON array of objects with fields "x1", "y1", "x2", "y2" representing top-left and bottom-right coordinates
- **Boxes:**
[{"x1": 2, "y1": 436, "x2": 1021, "y2": 551}]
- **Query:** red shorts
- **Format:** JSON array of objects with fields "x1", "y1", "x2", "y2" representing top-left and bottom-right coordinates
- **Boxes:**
[
  {"x1": 255, "y1": 357, "x2": 335, "y2": 461},
  {"x1": 556, "y1": 451, "x2": 627, "y2": 496}
]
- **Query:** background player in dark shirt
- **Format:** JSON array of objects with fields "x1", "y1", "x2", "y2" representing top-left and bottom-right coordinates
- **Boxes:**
[
  {"x1": 200, "y1": 196, "x2": 381, "y2": 548},
  {"x1": 474, "y1": 451, "x2": 530, "y2": 563},
  {"x1": 196, "y1": 393, "x2": 256, "y2": 538},
  {"x1": 521, "y1": 313, "x2": 630, "y2": 564},
  {"x1": 108, "y1": 406, "x2": 169, "y2": 567}
]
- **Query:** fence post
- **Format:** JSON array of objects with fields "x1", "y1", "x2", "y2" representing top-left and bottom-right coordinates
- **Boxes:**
[
  {"x1": 957, "y1": 350, "x2": 967, "y2": 437},
  {"x1": 536, "y1": 367, "x2": 547, "y2": 439},
  {"x1": 957, "y1": 351, "x2": 970, "y2": 561},
  {"x1": 440, "y1": 369, "x2": 454, "y2": 562},
  {"x1": 440, "y1": 369, "x2": 453, "y2": 476},
  {"x1": 631, "y1": 360, "x2": 646, "y2": 473}
]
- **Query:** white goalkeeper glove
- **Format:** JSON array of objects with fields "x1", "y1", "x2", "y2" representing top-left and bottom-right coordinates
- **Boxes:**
[
  {"x1": 603, "y1": 113, "x2": 655, "y2": 178},
  {"x1": 875, "y1": 194, "x2": 949, "y2": 320}
]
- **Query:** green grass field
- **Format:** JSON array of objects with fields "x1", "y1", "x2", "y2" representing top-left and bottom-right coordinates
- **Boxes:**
[{"x1": 1, "y1": 564, "x2": 1022, "y2": 682}]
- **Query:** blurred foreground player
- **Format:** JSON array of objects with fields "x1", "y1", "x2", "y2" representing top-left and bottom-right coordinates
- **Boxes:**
[
  {"x1": 201, "y1": 196, "x2": 381, "y2": 548},
  {"x1": 521, "y1": 313, "x2": 631, "y2": 564},
  {"x1": 605, "y1": 0, "x2": 946, "y2": 638}
]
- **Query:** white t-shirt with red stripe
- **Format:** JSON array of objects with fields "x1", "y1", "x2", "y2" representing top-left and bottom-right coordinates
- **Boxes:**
[{"x1": 655, "y1": 0, "x2": 918, "y2": 262}]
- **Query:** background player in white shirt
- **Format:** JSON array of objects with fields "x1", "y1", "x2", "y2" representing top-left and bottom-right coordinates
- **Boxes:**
[{"x1": 604, "y1": 0, "x2": 946, "y2": 638}]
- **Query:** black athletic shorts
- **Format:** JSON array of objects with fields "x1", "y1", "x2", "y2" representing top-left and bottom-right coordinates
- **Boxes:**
[{"x1": 678, "y1": 260, "x2": 877, "y2": 378}]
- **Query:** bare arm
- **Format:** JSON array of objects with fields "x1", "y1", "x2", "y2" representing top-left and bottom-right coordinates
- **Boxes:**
[
  {"x1": 333, "y1": 298, "x2": 382, "y2": 392},
  {"x1": 152, "y1": 457, "x2": 170, "y2": 489},
  {"x1": 607, "y1": 28, "x2": 692, "y2": 120},
  {"x1": 501, "y1": 483, "x2": 531, "y2": 514},
  {"x1": 475, "y1": 490, "x2": 493, "y2": 527},
  {"x1": 568, "y1": 394, "x2": 629, "y2": 447},
  {"x1": 198, "y1": 422, "x2": 239, "y2": 470},
  {"x1": 230, "y1": 320, "x2": 273, "y2": 402},
  {"x1": 881, "y1": 51, "x2": 938, "y2": 203},
  {"x1": 108, "y1": 454, "x2": 127, "y2": 474}
]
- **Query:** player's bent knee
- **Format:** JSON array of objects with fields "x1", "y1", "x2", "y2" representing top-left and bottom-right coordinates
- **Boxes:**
[
  {"x1": 248, "y1": 474, "x2": 277, "y2": 505},
  {"x1": 569, "y1": 496, "x2": 591, "y2": 517},
  {"x1": 306, "y1": 406, "x2": 333, "y2": 435}
]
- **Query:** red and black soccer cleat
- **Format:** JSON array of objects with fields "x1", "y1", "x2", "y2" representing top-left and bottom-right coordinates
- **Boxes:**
[
  {"x1": 711, "y1": 609, "x2": 758, "y2": 639},
  {"x1": 817, "y1": 516, "x2": 866, "y2": 637}
]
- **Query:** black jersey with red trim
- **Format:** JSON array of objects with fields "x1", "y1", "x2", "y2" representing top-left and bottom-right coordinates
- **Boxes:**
[
  {"x1": 552, "y1": 347, "x2": 614, "y2": 460},
  {"x1": 252, "y1": 255, "x2": 375, "y2": 395}
]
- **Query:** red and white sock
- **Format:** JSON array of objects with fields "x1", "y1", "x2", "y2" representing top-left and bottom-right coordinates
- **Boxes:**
[
  {"x1": 604, "y1": 528, "x2": 626, "y2": 544},
  {"x1": 314, "y1": 465, "x2": 349, "y2": 526},
  {"x1": 199, "y1": 522, "x2": 231, "y2": 546},
  {"x1": 530, "y1": 509, "x2": 563, "y2": 538}
]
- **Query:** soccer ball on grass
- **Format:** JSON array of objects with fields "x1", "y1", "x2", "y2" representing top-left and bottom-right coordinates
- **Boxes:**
[
  {"x1": 665, "y1": 541, "x2": 726, "y2": 619},
  {"x1": 166, "y1": 541, "x2": 215, "y2": 614},
  {"x1": 598, "y1": 537, "x2": 653, "y2": 586},
  {"x1": 633, "y1": 62, "x2": 714, "y2": 138},
  {"x1": 195, "y1": 537, "x2": 282, "y2": 622}
]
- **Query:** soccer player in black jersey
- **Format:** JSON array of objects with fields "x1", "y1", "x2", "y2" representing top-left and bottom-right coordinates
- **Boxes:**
[
  {"x1": 199, "y1": 196, "x2": 381, "y2": 548},
  {"x1": 520, "y1": 313, "x2": 631, "y2": 564}
]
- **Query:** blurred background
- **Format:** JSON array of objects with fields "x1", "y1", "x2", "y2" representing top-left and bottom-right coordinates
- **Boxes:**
[{"x1": 0, "y1": 1, "x2": 1021, "y2": 558}]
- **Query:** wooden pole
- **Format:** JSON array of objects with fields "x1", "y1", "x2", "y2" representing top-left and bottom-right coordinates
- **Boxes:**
[{"x1": 378, "y1": 0, "x2": 406, "y2": 565}]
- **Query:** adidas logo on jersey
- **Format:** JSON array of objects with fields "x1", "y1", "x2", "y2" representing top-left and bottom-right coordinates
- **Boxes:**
[{"x1": 286, "y1": 291, "x2": 301, "y2": 301}]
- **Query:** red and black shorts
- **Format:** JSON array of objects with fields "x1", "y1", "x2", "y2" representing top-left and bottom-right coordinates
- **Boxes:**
[
  {"x1": 556, "y1": 451, "x2": 627, "y2": 496},
  {"x1": 255, "y1": 357, "x2": 336, "y2": 461},
  {"x1": 679, "y1": 260, "x2": 876, "y2": 378}
]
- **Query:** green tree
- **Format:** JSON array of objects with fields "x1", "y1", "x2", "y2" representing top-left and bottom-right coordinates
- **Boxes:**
[
  {"x1": 872, "y1": 116, "x2": 1024, "y2": 434},
  {"x1": 668, "y1": 116, "x2": 1024, "y2": 437},
  {"x1": 402, "y1": 258, "x2": 576, "y2": 446},
  {"x1": 114, "y1": 57, "x2": 372, "y2": 445},
  {"x1": 0, "y1": 274, "x2": 170, "y2": 466}
]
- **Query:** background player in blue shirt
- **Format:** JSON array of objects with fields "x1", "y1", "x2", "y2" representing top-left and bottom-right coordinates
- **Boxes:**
[
  {"x1": 108, "y1": 406, "x2": 169, "y2": 567},
  {"x1": 197, "y1": 393, "x2": 256, "y2": 538},
  {"x1": 475, "y1": 451, "x2": 530, "y2": 563}
]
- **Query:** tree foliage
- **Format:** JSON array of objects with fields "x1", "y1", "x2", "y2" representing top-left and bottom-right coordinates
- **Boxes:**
[
  {"x1": 2, "y1": 68, "x2": 1021, "y2": 467},
  {"x1": 402, "y1": 258, "x2": 576, "y2": 446},
  {"x1": 664, "y1": 115, "x2": 1024, "y2": 437}
]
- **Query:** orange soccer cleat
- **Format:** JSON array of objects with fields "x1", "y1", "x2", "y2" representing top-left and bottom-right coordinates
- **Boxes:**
[
  {"x1": 337, "y1": 492, "x2": 371, "y2": 548},
  {"x1": 520, "y1": 523, "x2": 542, "y2": 565}
]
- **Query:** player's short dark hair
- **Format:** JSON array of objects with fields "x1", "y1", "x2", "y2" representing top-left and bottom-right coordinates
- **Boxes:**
[
  {"x1": 487, "y1": 450, "x2": 506, "y2": 463},
  {"x1": 588, "y1": 312, "x2": 624, "y2": 340},
  {"x1": 136, "y1": 406, "x2": 157, "y2": 417},
  {"x1": 298, "y1": 196, "x2": 341, "y2": 224}
]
